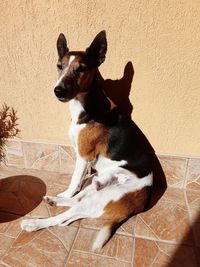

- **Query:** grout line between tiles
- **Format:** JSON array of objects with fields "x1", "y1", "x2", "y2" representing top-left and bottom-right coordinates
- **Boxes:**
[
  {"x1": 133, "y1": 234, "x2": 194, "y2": 246},
  {"x1": 183, "y1": 158, "x2": 190, "y2": 189},
  {"x1": 45, "y1": 203, "x2": 52, "y2": 217},
  {"x1": 5, "y1": 140, "x2": 200, "y2": 173},
  {"x1": 64, "y1": 226, "x2": 81, "y2": 266},
  {"x1": 29, "y1": 150, "x2": 59, "y2": 170},
  {"x1": 0, "y1": 227, "x2": 22, "y2": 263},
  {"x1": 0, "y1": 232, "x2": 17, "y2": 239},
  {"x1": 21, "y1": 141, "x2": 27, "y2": 169},
  {"x1": 71, "y1": 249, "x2": 132, "y2": 264},
  {"x1": 61, "y1": 147, "x2": 75, "y2": 162},
  {"x1": 0, "y1": 261, "x2": 12, "y2": 267},
  {"x1": 183, "y1": 192, "x2": 193, "y2": 222},
  {"x1": 131, "y1": 233, "x2": 135, "y2": 266},
  {"x1": 7, "y1": 139, "x2": 200, "y2": 159},
  {"x1": 2, "y1": 228, "x2": 45, "y2": 251},
  {"x1": 137, "y1": 215, "x2": 161, "y2": 241},
  {"x1": 149, "y1": 251, "x2": 160, "y2": 267},
  {"x1": 78, "y1": 225, "x2": 134, "y2": 238},
  {"x1": 47, "y1": 227, "x2": 77, "y2": 252},
  {"x1": 65, "y1": 226, "x2": 134, "y2": 264},
  {"x1": 183, "y1": 190, "x2": 195, "y2": 242},
  {"x1": 58, "y1": 146, "x2": 62, "y2": 173}
]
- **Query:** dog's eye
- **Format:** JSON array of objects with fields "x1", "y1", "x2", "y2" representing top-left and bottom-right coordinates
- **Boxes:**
[
  {"x1": 57, "y1": 64, "x2": 62, "y2": 70},
  {"x1": 76, "y1": 65, "x2": 85, "y2": 73}
]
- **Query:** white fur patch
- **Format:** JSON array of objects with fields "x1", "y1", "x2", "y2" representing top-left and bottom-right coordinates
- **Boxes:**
[
  {"x1": 68, "y1": 99, "x2": 86, "y2": 147},
  {"x1": 56, "y1": 99, "x2": 87, "y2": 198},
  {"x1": 94, "y1": 155, "x2": 127, "y2": 174},
  {"x1": 54, "y1": 55, "x2": 75, "y2": 88},
  {"x1": 92, "y1": 224, "x2": 111, "y2": 250}
]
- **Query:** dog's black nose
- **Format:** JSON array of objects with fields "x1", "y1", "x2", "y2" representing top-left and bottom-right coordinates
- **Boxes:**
[{"x1": 54, "y1": 86, "x2": 66, "y2": 98}]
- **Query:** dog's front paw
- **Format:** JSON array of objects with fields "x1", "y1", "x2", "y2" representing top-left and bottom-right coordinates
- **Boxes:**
[
  {"x1": 21, "y1": 219, "x2": 41, "y2": 232},
  {"x1": 43, "y1": 196, "x2": 57, "y2": 206}
]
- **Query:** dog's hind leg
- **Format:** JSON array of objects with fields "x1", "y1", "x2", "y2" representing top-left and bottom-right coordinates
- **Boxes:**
[{"x1": 21, "y1": 205, "x2": 89, "y2": 232}]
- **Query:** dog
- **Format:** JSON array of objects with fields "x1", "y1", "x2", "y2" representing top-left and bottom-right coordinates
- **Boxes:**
[{"x1": 21, "y1": 31, "x2": 153, "y2": 250}]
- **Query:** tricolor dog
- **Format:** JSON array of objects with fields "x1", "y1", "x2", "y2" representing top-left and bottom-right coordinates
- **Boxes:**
[{"x1": 21, "y1": 31, "x2": 153, "y2": 250}]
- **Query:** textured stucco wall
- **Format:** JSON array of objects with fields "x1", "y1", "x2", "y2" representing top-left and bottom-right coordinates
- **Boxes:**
[{"x1": 0, "y1": 0, "x2": 200, "y2": 156}]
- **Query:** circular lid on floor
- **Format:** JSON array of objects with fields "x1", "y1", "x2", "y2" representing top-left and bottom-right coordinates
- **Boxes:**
[{"x1": 0, "y1": 175, "x2": 46, "y2": 223}]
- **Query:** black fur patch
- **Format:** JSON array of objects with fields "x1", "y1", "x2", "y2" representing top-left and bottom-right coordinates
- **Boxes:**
[{"x1": 107, "y1": 118, "x2": 154, "y2": 178}]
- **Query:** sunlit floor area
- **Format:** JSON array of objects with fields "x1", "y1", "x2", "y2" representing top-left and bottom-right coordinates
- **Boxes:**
[{"x1": 0, "y1": 156, "x2": 199, "y2": 267}]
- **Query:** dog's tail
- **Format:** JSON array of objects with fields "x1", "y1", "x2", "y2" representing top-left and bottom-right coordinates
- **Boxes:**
[{"x1": 92, "y1": 220, "x2": 117, "y2": 251}]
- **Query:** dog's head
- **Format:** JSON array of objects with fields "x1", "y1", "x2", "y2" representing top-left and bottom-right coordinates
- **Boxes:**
[{"x1": 54, "y1": 31, "x2": 107, "y2": 102}]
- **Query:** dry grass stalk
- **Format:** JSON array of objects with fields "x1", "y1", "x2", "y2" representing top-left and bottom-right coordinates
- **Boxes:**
[{"x1": 0, "y1": 104, "x2": 20, "y2": 163}]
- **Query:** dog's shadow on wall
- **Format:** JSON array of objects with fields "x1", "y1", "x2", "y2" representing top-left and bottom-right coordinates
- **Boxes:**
[
  {"x1": 102, "y1": 61, "x2": 167, "y2": 209},
  {"x1": 102, "y1": 61, "x2": 134, "y2": 118}
]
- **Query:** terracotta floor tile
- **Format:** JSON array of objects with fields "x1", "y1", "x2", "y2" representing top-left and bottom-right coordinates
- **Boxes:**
[
  {"x1": 46, "y1": 178, "x2": 71, "y2": 196},
  {"x1": 0, "y1": 165, "x2": 61, "y2": 183},
  {"x1": 5, "y1": 140, "x2": 25, "y2": 168},
  {"x1": 73, "y1": 228, "x2": 134, "y2": 262},
  {"x1": 186, "y1": 190, "x2": 200, "y2": 222},
  {"x1": 0, "y1": 234, "x2": 14, "y2": 259},
  {"x1": 1, "y1": 161, "x2": 199, "y2": 266},
  {"x1": 116, "y1": 217, "x2": 136, "y2": 236},
  {"x1": 26, "y1": 201, "x2": 50, "y2": 219},
  {"x1": 59, "y1": 146, "x2": 75, "y2": 174},
  {"x1": 133, "y1": 238, "x2": 198, "y2": 267},
  {"x1": 81, "y1": 216, "x2": 135, "y2": 236},
  {"x1": 10, "y1": 228, "x2": 43, "y2": 247},
  {"x1": 0, "y1": 218, "x2": 22, "y2": 238},
  {"x1": 67, "y1": 251, "x2": 131, "y2": 267},
  {"x1": 185, "y1": 158, "x2": 200, "y2": 190},
  {"x1": 48, "y1": 225, "x2": 78, "y2": 251},
  {"x1": 32, "y1": 151, "x2": 60, "y2": 172},
  {"x1": 135, "y1": 188, "x2": 193, "y2": 244},
  {"x1": 2, "y1": 226, "x2": 78, "y2": 267},
  {"x1": 0, "y1": 263, "x2": 7, "y2": 267},
  {"x1": 160, "y1": 187, "x2": 187, "y2": 206},
  {"x1": 158, "y1": 156, "x2": 188, "y2": 188},
  {"x1": 23, "y1": 142, "x2": 60, "y2": 172},
  {"x1": 0, "y1": 166, "x2": 23, "y2": 179}
]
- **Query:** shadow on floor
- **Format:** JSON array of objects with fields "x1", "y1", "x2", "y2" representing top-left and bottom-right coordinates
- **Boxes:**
[
  {"x1": 168, "y1": 211, "x2": 200, "y2": 266},
  {"x1": 0, "y1": 175, "x2": 46, "y2": 223}
]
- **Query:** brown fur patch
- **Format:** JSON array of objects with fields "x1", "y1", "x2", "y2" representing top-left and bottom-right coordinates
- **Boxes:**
[
  {"x1": 78, "y1": 122, "x2": 109, "y2": 161},
  {"x1": 60, "y1": 53, "x2": 96, "y2": 94},
  {"x1": 101, "y1": 187, "x2": 150, "y2": 223}
]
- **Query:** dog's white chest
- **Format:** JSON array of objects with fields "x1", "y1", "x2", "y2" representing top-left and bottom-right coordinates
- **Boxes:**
[{"x1": 68, "y1": 99, "x2": 86, "y2": 148}]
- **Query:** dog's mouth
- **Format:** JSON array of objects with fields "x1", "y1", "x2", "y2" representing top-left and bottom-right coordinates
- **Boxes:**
[{"x1": 57, "y1": 97, "x2": 69, "y2": 102}]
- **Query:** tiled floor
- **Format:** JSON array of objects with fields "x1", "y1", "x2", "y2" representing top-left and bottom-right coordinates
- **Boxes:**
[{"x1": 0, "y1": 157, "x2": 200, "y2": 267}]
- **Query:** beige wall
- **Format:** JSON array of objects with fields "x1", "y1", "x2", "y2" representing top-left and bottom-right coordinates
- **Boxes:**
[{"x1": 0, "y1": 0, "x2": 200, "y2": 156}]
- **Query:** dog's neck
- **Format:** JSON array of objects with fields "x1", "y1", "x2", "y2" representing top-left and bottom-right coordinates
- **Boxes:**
[{"x1": 73, "y1": 70, "x2": 114, "y2": 123}]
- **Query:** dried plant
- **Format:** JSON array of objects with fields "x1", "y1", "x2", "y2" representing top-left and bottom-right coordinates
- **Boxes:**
[{"x1": 0, "y1": 104, "x2": 20, "y2": 163}]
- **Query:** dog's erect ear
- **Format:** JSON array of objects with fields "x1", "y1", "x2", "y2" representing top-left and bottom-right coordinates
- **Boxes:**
[
  {"x1": 85, "y1": 30, "x2": 107, "y2": 68},
  {"x1": 57, "y1": 33, "x2": 69, "y2": 59}
]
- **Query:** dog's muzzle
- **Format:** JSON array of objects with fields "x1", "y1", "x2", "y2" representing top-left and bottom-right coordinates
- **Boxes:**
[{"x1": 54, "y1": 86, "x2": 67, "y2": 98}]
